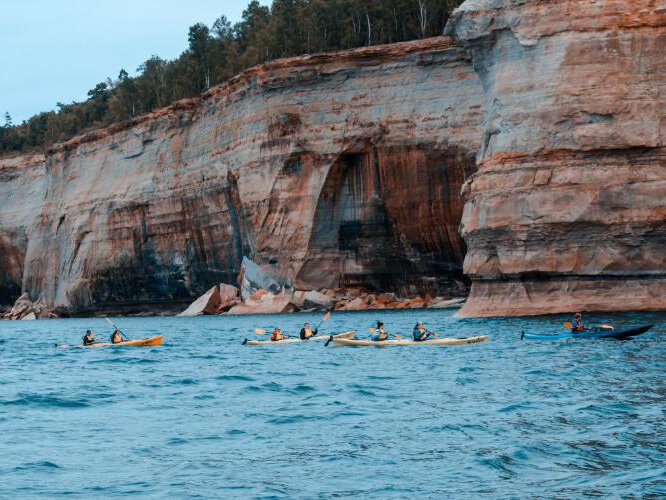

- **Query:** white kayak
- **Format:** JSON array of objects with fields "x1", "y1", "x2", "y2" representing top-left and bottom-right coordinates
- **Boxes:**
[
  {"x1": 243, "y1": 331, "x2": 354, "y2": 346},
  {"x1": 332, "y1": 335, "x2": 489, "y2": 347}
]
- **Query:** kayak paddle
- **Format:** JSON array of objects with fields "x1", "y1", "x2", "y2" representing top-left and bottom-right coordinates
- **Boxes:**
[
  {"x1": 104, "y1": 317, "x2": 130, "y2": 341},
  {"x1": 314, "y1": 311, "x2": 331, "y2": 332},
  {"x1": 254, "y1": 328, "x2": 267, "y2": 335}
]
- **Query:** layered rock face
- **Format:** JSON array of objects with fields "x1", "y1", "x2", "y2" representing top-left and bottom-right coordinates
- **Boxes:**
[
  {"x1": 4, "y1": 37, "x2": 483, "y2": 314},
  {"x1": 448, "y1": 0, "x2": 666, "y2": 316},
  {"x1": 0, "y1": 155, "x2": 46, "y2": 305}
]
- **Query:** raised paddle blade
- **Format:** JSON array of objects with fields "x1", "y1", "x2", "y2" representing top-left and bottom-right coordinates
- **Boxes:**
[
  {"x1": 254, "y1": 328, "x2": 267, "y2": 335},
  {"x1": 563, "y1": 321, "x2": 573, "y2": 329},
  {"x1": 103, "y1": 317, "x2": 114, "y2": 326},
  {"x1": 368, "y1": 327, "x2": 377, "y2": 333},
  {"x1": 600, "y1": 324, "x2": 615, "y2": 330},
  {"x1": 322, "y1": 311, "x2": 331, "y2": 321}
]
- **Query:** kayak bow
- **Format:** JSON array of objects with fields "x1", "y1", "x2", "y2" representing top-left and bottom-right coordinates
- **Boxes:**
[{"x1": 521, "y1": 324, "x2": 653, "y2": 341}]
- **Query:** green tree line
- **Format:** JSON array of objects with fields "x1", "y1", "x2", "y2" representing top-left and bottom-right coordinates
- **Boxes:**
[{"x1": 0, "y1": 0, "x2": 462, "y2": 155}]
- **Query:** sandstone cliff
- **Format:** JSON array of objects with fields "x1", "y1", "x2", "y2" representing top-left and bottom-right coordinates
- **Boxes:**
[
  {"x1": 447, "y1": 0, "x2": 666, "y2": 316},
  {"x1": 1, "y1": 37, "x2": 484, "y2": 314}
]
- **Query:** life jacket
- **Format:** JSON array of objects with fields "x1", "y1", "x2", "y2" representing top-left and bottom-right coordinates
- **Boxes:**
[
  {"x1": 413, "y1": 327, "x2": 428, "y2": 341},
  {"x1": 83, "y1": 335, "x2": 94, "y2": 345},
  {"x1": 573, "y1": 320, "x2": 584, "y2": 332},
  {"x1": 270, "y1": 331, "x2": 283, "y2": 341},
  {"x1": 373, "y1": 329, "x2": 388, "y2": 341}
]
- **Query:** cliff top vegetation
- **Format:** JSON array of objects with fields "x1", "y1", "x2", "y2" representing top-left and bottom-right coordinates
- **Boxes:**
[{"x1": 0, "y1": 0, "x2": 462, "y2": 155}]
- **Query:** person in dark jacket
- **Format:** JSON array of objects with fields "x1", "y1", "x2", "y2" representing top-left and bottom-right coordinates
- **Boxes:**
[
  {"x1": 83, "y1": 330, "x2": 96, "y2": 346},
  {"x1": 300, "y1": 323, "x2": 317, "y2": 340},
  {"x1": 412, "y1": 322, "x2": 432, "y2": 342}
]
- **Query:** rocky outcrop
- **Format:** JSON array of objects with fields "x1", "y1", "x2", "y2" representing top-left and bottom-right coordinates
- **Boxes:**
[
  {"x1": 1, "y1": 36, "x2": 483, "y2": 315},
  {"x1": 447, "y1": 0, "x2": 666, "y2": 316},
  {"x1": 177, "y1": 283, "x2": 239, "y2": 316}
]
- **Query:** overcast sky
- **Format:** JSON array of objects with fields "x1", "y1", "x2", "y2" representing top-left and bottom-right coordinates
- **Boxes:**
[{"x1": 0, "y1": 0, "x2": 270, "y2": 123}]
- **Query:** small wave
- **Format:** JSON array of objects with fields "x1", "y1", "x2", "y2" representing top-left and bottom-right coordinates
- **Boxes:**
[
  {"x1": 289, "y1": 384, "x2": 316, "y2": 393},
  {"x1": 215, "y1": 375, "x2": 255, "y2": 382},
  {"x1": 171, "y1": 378, "x2": 198, "y2": 385},
  {"x1": 476, "y1": 451, "x2": 517, "y2": 478},
  {"x1": 226, "y1": 429, "x2": 247, "y2": 436},
  {"x1": 14, "y1": 461, "x2": 62, "y2": 472},
  {"x1": 3, "y1": 394, "x2": 89, "y2": 409},
  {"x1": 268, "y1": 414, "x2": 312, "y2": 425},
  {"x1": 243, "y1": 382, "x2": 283, "y2": 393}
]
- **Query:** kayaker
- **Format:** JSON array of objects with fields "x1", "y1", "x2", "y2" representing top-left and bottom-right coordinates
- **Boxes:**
[
  {"x1": 270, "y1": 328, "x2": 286, "y2": 341},
  {"x1": 83, "y1": 330, "x2": 96, "y2": 346},
  {"x1": 300, "y1": 322, "x2": 317, "y2": 340},
  {"x1": 571, "y1": 313, "x2": 586, "y2": 332},
  {"x1": 372, "y1": 321, "x2": 389, "y2": 342},
  {"x1": 413, "y1": 322, "x2": 432, "y2": 342},
  {"x1": 110, "y1": 329, "x2": 123, "y2": 344}
]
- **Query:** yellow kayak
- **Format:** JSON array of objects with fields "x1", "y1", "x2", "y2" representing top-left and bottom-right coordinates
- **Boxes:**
[
  {"x1": 243, "y1": 331, "x2": 354, "y2": 345},
  {"x1": 332, "y1": 335, "x2": 489, "y2": 347},
  {"x1": 58, "y1": 336, "x2": 164, "y2": 348}
]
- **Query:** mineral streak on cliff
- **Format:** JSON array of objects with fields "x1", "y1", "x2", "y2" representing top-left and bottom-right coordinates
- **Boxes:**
[
  {"x1": 448, "y1": 0, "x2": 666, "y2": 316},
  {"x1": 1, "y1": 37, "x2": 484, "y2": 314}
]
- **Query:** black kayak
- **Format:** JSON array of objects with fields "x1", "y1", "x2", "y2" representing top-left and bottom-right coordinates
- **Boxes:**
[{"x1": 522, "y1": 324, "x2": 654, "y2": 341}]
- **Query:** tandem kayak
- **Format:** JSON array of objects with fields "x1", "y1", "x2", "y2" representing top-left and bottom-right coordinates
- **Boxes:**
[
  {"x1": 332, "y1": 335, "x2": 489, "y2": 347},
  {"x1": 57, "y1": 336, "x2": 164, "y2": 348},
  {"x1": 243, "y1": 331, "x2": 354, "y2": 345},
  {"x1": 521, "y1": 324, "x2": 653, "y2": 341}
]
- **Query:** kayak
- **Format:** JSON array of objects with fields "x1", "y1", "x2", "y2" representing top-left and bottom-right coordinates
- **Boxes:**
[
  {"x1": 331, "y1": 335, "x2": 489, "y2": 347},
  {"x1": 57, "y1": 336, "x2": 164, "y2": 348},
  {"x1": 243, "y1": 331, "x2": 354, "y2": 345},
  {"x1": 521, "y1": 324, "x2": 653, "y2": 341}
]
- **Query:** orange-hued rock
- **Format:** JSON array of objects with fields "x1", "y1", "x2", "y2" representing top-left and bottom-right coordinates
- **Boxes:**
[
  {"x1": 447, "y1": 0, "x2": 666, "y2": 316},
  {"x1": 0, "y1": 36, "x2": 483, "y2": 314}
]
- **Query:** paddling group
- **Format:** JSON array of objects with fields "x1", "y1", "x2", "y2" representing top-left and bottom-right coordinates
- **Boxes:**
[{"x1": 265, "y1": 319, "x2": 439, "y2": 342}]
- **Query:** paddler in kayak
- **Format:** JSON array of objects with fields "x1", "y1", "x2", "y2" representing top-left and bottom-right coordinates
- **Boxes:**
[
  {"x1": 83, "y1": 330, "x2": 97, "y2": 346},
  {"x1": 110, "y1": 329, "x2": 123, "y2": 344},
  {"x1": 300, "y1": 322, "x2": 317, "y2": 340},
  {"x1": 372, "y1": 321, "x2": 389, "y2": 342},
  {"x1": 270, "y1": 328, "x2": 287, "y2": 341},
  {"x1": 413, "y1": 322, "x2": 437, "y2": 342}
]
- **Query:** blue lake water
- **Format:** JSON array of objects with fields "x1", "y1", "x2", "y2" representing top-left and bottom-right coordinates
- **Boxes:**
[{"x1": 1, "y1": 309, "x2": 664, "y2": 497}]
